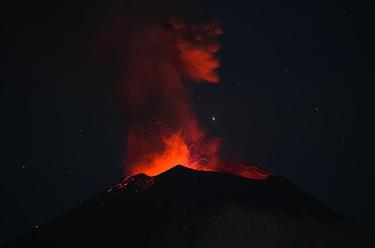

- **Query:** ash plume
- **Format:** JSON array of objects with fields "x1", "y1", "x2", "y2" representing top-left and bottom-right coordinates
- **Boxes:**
[{"x1": 92, "y1": 0, "x2": 222, "y2": 176}]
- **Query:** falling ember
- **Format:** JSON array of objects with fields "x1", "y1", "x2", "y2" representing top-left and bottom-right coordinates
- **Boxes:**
[{"x1": 92, "y1": 2, "x2": 269, "y2": 180}]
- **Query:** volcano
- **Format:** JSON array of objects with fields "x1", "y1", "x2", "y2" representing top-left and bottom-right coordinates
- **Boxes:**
[{"x1": 4, "y1": 165, "x2": 373, "y2": 248}]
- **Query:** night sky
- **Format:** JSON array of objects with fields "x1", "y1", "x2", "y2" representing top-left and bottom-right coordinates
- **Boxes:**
[{"x1": 1, "y1": 0, "x2": 374, "y2": 244}]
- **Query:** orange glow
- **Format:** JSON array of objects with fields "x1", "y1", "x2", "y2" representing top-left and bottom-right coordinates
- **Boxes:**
[
  {"x1": 171, "y1": 17, "x2": 222, "y2": 83},
  {"x1": 126, "y1": 127, "x2": 269, "y2": 180},
  {"x1": 129, "y1": 131, "x2": 191, "y2": 176},
  {"x1": 126, "y1": 116, "x2": 221, "y2": 177},
  {"x1": 120, "y1": 16, "x2": 224, "y2": 178},
  {"x1": 125, "y1": 117, "x2": 269, "y2": 180},
  {"x1": 92, "y1": 7, "x2": 270, "y2": 181},
  {"x1": 218, "y1": 161, "x2": 270, "y2": 180}
]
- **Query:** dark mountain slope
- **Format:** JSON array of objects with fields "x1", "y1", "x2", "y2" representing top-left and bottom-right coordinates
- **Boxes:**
[{"x1": 4, "y1": 165, "x2": 373, "y2": 248}]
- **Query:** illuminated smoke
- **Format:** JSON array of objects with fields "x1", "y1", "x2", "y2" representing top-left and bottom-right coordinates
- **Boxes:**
[
  {"x1": 122, "y1": 14, "x2": 223, "y2": 176},
  {"x1": 92, "y1": 1, "x2": 269, "y2": 180}
]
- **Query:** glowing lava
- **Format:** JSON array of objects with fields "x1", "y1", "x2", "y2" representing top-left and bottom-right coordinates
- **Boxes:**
[{"x1": 126, "y1": 117, "x2": 221, "y2": 177}]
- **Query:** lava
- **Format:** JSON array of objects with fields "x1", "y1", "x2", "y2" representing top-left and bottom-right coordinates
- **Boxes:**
[{"x1": 127, "y1": 125, "x2": 221, "y2": 177}]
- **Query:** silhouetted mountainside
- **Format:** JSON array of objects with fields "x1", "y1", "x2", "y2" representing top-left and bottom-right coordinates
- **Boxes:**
[{"x1": 4, "y1": 165, "x2": 374, "y2": 247}]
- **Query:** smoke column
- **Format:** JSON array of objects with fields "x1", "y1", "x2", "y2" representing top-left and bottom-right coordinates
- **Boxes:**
[
  {"x1": 92, "y1": 1, "x2": 222, "y2": 176},
  {"x1": 92, "y1": 1, "x2": 269, "y2": 180}
]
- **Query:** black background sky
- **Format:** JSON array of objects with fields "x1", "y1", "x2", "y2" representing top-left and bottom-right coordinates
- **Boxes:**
[{"x1": 1, "y1": 0, "x2": 374, "y2": 244}]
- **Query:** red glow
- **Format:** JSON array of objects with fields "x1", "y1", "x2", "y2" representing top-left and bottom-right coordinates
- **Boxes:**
[
  {"x1": 126, "y1": 115, "x2": 221, "y2": 177},
  {"x1": 120, "y1": 16, "x2": 224, "y2": 178},
  {"x1": 125, "y1": 115, "x2": 269, "y2": 180},
  {"x1": 218, "y1": 161, "x2": 270, "y2": 180},
  {"x1": 171, "y1": 18, "x2": 222, "y2": 83},
  {"x1": 93, "y1": 6, "x2": 270, "y2": 180},
  {"x1": 127, "y1": 128, "x2": 220, "y2": 177}
]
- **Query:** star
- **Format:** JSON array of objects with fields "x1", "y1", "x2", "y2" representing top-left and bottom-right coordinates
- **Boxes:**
[{"x1": 211, "y1": 116, "x2": 216, "y2": 121}]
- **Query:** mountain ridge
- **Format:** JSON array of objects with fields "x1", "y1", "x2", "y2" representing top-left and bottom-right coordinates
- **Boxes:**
[{"x1": 4, "y1": 164, "x2": 373, "y2": 248}]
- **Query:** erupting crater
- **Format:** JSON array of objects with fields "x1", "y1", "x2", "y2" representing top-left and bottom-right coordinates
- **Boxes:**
[{"x1": 127, "y1": 162, "x2": 270, "y2": 181}]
